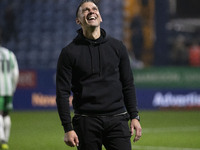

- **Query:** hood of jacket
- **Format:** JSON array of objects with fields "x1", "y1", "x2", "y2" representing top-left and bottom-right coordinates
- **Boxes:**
[{"x1": 72, "y1": 28, "x2": 109, "y2": 76}]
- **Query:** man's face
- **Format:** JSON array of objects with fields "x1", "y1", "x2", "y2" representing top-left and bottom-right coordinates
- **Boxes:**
[{"x1": 76, "y1": 2, "x2": 102, "y2": 28}]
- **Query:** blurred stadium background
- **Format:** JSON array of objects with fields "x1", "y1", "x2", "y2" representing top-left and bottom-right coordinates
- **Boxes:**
[{"x1": 0, "y1": 0, "x2": 200, "y2": 149}]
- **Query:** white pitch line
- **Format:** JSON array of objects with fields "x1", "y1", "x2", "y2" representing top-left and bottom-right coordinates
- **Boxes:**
[
  {"x1": 132, "y1": 145, "x2": 200, "y2": 150},
  {"x1": 142, "y1": 126, "x2": 200, "y2": 133}
]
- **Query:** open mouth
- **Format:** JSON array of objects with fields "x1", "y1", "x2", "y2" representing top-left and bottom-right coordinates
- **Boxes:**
[{"x1": 87, "y1": 16, "x2": 97, "y2": 21}]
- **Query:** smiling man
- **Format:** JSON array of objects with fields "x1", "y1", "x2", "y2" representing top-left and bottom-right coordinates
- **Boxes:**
[
  {"x1": 76, "y1": 1, "x2": 102, "y2": 39},
  {"x1": 56, "y1": 0, "x2": 142, "y2": 150}
]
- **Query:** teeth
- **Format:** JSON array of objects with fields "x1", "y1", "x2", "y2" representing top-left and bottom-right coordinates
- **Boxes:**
[{"x1": 88, "y1": 16, "x2": 96, "y2": 20}]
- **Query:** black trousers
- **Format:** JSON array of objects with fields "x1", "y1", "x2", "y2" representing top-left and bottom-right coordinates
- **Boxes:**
[{"x1": 72, "y1": 113, "x2": 132, "y2": 150}]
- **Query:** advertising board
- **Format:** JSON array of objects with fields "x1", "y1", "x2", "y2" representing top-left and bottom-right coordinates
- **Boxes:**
[{"x1": 13, "y1": 67, "x2": 200, "y2": 110}]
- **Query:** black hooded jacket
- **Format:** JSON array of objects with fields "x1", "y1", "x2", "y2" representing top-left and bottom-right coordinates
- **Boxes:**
[{"x1": 56, "y1": 28, "x2": 138, "y2": 132}]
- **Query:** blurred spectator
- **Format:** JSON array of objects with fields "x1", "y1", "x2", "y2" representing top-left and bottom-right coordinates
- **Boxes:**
[
  {"x1": 130, "y1": 15, "x2": 144, "y2": 61},
  {"x1": 188, "y1": 40, "x2": 200, "y2": 66},
  {"x1": 170, "y1": 35, "x2": 189, "y2": 65},
  {"x1": 2, "y1": 5, "x2": 17, "y2": 43}
]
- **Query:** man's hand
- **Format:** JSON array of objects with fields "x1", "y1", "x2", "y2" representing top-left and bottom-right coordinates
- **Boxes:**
[
  {"x1": 64, "y1": 130, "x2": 79, "y2": 147},
  {"x1": 130, "y1": 119, "x2": 142, "y2": 142}
]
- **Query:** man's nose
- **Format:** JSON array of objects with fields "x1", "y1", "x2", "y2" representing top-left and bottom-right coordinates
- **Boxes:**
[{"x1": 89, "y1": 9, "x2": 95, "y2": 14}]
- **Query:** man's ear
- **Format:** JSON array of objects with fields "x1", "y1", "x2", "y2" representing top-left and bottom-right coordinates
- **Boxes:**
[{"x1": 76, "y1": 18, "x2": 81, "y2": 25}]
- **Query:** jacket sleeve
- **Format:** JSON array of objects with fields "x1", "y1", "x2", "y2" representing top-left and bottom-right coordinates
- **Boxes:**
[
  {"x1": 118, "y1": 42, "x2": 139, "y2": 119},
  {"x1": 10, "y1": 52, "x2": 19, "y2": 93},
  {"x1": 56, "y1": 48, "x2": 73, "y2": 132}
]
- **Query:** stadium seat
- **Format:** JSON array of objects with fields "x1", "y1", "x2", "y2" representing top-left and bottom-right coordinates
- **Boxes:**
[{"x1": 0, "y1": 0, "x2": 123, "y2": 69}]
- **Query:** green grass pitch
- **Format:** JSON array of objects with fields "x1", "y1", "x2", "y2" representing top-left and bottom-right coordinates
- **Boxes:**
[{"x1": 9, "y1": 110, "x2": 200, "y2": 150}]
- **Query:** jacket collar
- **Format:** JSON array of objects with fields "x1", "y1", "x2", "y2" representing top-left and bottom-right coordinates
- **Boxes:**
[{"x1": 73, "y1": 28, "x2": 107, "y2": 45}]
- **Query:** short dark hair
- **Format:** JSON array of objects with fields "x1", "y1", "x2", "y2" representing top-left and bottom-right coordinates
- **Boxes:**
[{"x1": 76, "y1": 0, "x2": 99, "y2": 17}]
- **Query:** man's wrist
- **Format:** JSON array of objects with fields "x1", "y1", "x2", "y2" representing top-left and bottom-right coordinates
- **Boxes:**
[
  {"x1": 133, "y1": 115, "x2": 140, "y2": 121},
  {"x1": 63, "y1": 123, "x2": 73, "y2": 133}
]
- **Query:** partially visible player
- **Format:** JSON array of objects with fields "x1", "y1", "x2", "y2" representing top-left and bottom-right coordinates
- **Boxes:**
[{"x1": 0, "y1": 38, "x2": 19, "y2": 149}]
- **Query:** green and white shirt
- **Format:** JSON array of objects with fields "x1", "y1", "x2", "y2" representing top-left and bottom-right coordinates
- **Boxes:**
[{"x1": 0, "y1": 46, "x2": 19, "y2": 96}]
